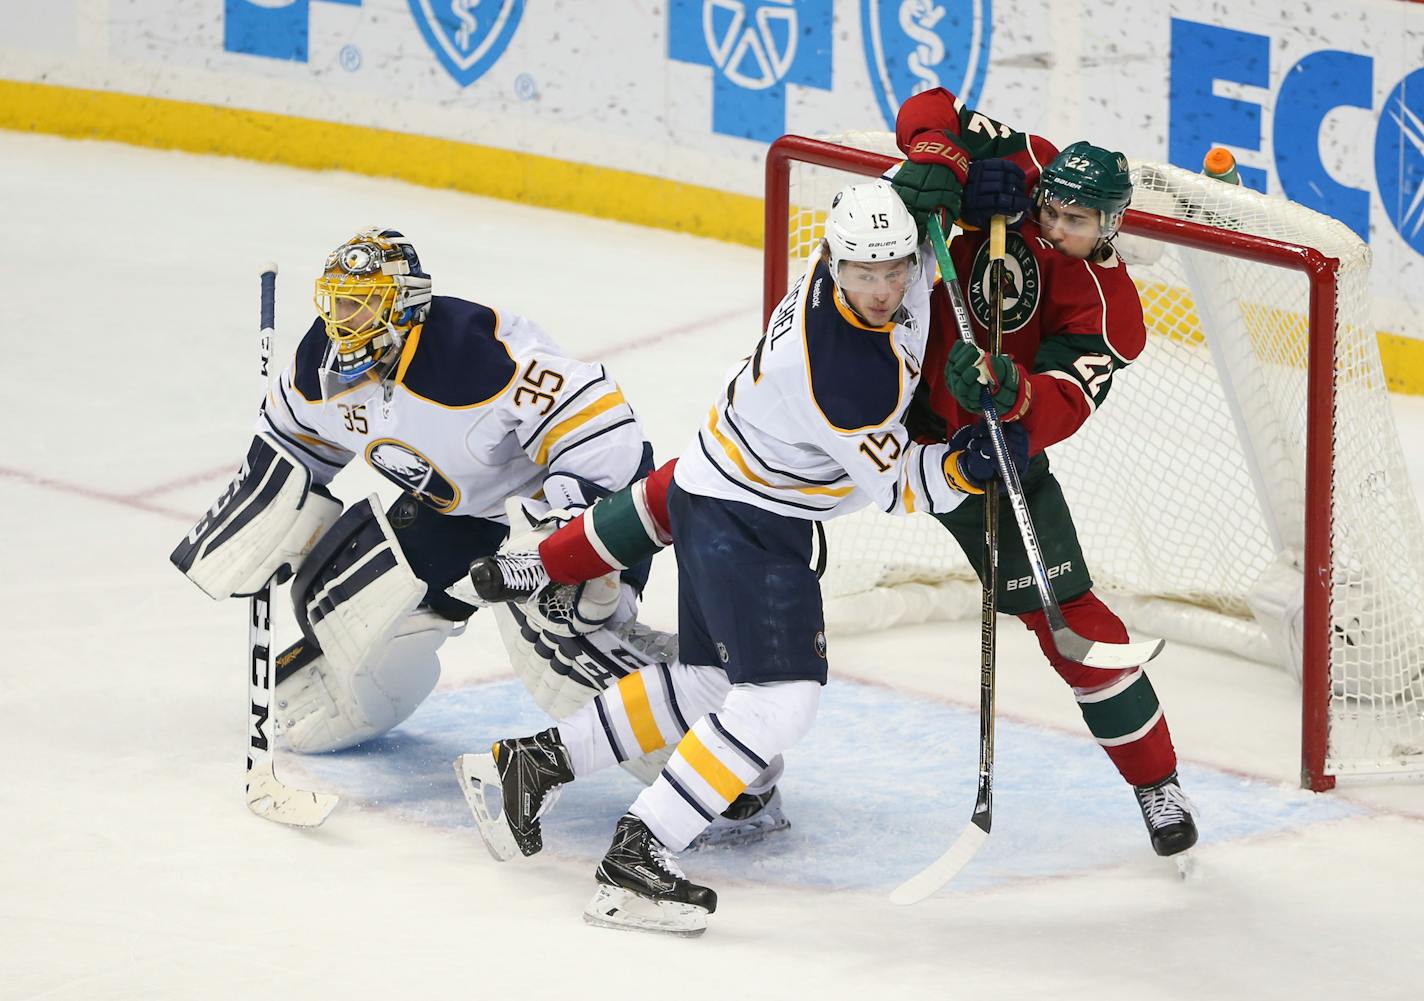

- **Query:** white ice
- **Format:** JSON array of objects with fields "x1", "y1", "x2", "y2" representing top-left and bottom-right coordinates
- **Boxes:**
[{"x1": 4, "y1": 130, "x2": 1424, "y2": 1001}]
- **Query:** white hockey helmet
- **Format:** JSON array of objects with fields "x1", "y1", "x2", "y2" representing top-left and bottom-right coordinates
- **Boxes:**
[{"x1": 823, "y1": 181, "x2": 921, "y2": 290}]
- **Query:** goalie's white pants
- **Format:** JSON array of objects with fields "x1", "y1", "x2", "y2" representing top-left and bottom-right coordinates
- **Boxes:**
[{"x1": 556, "y1": 661, "x2": 818, "y2": 851}]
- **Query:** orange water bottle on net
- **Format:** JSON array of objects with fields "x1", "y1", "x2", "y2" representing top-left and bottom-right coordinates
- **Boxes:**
[{"x1": 1203, "y1": 146, "x2": 1242, "y2": 185}]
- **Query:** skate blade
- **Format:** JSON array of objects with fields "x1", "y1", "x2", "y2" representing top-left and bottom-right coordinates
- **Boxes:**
[
  {"x1": 1173, "y1": 850, "x2": 1198, "y2": 881},
  {"x1": 452, "y1": 753, "x2": 520, "y2": 863},
  {"x1": 688, "y1": 811, "x2": 790, "y2": 850},
  {"x1": 582, "y1": 884, "x2": 709, "y2": 937}
]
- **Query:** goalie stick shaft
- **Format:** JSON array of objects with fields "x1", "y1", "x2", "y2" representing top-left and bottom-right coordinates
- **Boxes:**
[
  {"x1": 245, "y1": 265, "x2": 338, "y2": 828},
  {"x1": 925, "y1": 215, "x2": 1163, "y2": 671}
]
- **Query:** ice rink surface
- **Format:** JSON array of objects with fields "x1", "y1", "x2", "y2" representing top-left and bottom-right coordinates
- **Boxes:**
[{"x1": 5, "y1": 130, "x2": 1424, "y2": 1001}]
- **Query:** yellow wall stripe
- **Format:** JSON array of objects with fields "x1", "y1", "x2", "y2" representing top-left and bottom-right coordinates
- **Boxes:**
[
  {"x1": 675, "y1": 730, "x2": 747, "y2": 803},
  {"x1": 616, "y1": 672, "x2": 665, "y2": 754},
  {"x1": 0, "y1": 80, "x2": 764, "y2": 247},
  {"x1": 534, "y1": 389, "x2": 627, "y2": 465},
  {"x1": 5, "y1": 79, "x2": 1424, "y2": 394}
]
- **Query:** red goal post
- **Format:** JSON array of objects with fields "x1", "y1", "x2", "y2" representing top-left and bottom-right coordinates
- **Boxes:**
[{"x1": 764, "y1": 134, "x2": 1424, "y2": 791}]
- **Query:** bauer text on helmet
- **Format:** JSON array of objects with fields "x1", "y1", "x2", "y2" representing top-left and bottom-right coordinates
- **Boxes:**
[
  {"x1": 1035, "y1": 143, "x2": 1133, "y2": 258},
  {"x1": 823, "y1": 182, "x2": 921, "y2": 326}
]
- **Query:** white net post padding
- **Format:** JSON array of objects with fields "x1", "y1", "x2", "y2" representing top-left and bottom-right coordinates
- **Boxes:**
[{"x1": 767, "y1": 134, "x2": 1424, "y2": 786}]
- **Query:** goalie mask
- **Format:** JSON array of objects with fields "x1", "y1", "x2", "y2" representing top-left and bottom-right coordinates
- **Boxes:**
[
  {"x1": 823, "y1": 181, "x2": 921, "y2": 307},
  {"x1": 1035, "y1": 142, "x2": 1134, "y2": 241},
  {"x1": 314, "y1": 228, "x2": 432, "y2": 401}
]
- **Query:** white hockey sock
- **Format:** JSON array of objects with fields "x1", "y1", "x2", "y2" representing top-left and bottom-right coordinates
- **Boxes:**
[
  {"x1": 556, "y1": 660, "x2": 730, "y2": 778},
  {"x1": 631, "y1": 680, "x2": 819, "y2": 851}
]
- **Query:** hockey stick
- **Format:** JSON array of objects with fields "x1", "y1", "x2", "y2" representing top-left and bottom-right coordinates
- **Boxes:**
[
  {"x1": 919, "y1": 215, "x2": 1164, "y2": 672},
  {"x1": 890, "y1": 215, "x2": 1008, "y2": 904},
  {"x1": 245, "y1": 264, "x2": 339, "y2": 827}
]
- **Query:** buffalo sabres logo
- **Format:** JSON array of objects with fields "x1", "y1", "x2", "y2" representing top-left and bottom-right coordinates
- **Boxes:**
[
  {"x1": 861, "y1": 1, "x2": 993, "y2": 129},
  {"x1": 366, "y1": 439, "x2": 461, "y2": 513},
  {"x1": 968, "y1": 232, "x2": 1039, "y2": 332},
  {"x1": 408, "y1": 0, "x2": 525, "y2": 88},
  {"x1": 703, "y1": 0, "x2": 798, "y2": 90},
  {"x1": 336, "y1": 242, "x2": 383, "y2": 275}
]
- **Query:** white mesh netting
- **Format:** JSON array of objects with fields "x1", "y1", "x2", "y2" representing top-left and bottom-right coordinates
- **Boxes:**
[{"x1": 777, "y1": 134, "x2": 1424, "y2": 781}]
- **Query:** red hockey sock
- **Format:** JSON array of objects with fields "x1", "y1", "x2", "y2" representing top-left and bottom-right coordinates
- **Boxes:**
[
  {"x1": 1019, "y1": 591, "x2": 1177, "y2": 787},
  {"x1": 539, "y1": 460, "x2": 677, "y2": 584}
]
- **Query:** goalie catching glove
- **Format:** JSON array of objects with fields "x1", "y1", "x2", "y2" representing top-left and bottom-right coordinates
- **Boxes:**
[{"x1": 944, "y1": 340, "x2": 1031, "y2": 420}]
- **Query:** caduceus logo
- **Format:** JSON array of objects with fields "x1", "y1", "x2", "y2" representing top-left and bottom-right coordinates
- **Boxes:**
[
  {"x1": 408, "y1": 0, "x2": 525, "y2": 88},
  {"x1": 861, "y1": 0, "x2": 993, "y2": 129},
  {"x1": 702, "y1": 0, "x2": 798, "y2": 91}
]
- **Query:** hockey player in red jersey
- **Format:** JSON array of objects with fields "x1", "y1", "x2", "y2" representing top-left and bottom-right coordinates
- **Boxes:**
[
  {"x1": 892, "y1": 88, "x2": 1197, "y2": 857},
  {"x1": 462, "y1": 90, "x2": 1198, "y2": 878}
]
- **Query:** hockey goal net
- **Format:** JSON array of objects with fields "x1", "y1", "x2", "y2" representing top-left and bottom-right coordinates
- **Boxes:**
[{"x1": 766, "y1": 133, "x2": 1424, "y2": 790}]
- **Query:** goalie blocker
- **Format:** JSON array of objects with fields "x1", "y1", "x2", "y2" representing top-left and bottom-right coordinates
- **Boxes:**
[{"x1": 170, "y1": 433, "x2": 341, "y2": 600}]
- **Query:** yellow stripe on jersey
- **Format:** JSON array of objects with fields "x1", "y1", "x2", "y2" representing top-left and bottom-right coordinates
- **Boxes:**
[
  {"x1": 675, "y1": 730, "x2": 748, "y2": 803},
  {"x1": 394, "y1": 323, "x2": 424, "y2": 383},
  {"x1": 705, "y1": 408, "x2": 855, "y2": 498},
  {"x1": 534, "y1": 390, "x2": 627, "y2": 465},
  {"x1": 616, "y1": 671, "x2": 666, "y2": 754}
]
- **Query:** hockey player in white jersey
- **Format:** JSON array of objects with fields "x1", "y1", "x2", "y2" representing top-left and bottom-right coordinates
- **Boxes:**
[
  {"x1": 454, "y1": 184, "x2": 1030, "y2": 935},
  {"x1": 170, "y1": 228, "x2": 652, "y2": 753}
]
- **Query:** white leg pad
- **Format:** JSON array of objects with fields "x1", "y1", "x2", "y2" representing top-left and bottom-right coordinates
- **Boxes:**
[{"x1": 275, "y1": 609, "x2": 456, "y2": 753}]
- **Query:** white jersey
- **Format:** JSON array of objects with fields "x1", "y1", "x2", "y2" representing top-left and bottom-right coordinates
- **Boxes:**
[
  {"x1": 261, "y1": 296, "x2": 645, "y2": 522},
  {"x1": 674, "y1": 251, "x2": 969, "y2": 520}
]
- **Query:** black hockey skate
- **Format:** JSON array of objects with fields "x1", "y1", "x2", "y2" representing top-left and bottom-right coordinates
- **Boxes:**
[
  {"x1": 584, "y1": 814, "x2": 718, "y2": 937},
  {"x1": 690, "y1": 786, "x2": 790, "y2": 848},
  {"x1": 1134, "y1": 770, "x2": 1199, "y2": 857},
  {"x1": 467, "y1": 552, "x2": 550, "y2": 603},
  {"x1": 453, "y1": 727, "x2": 574, "y2": 862}
]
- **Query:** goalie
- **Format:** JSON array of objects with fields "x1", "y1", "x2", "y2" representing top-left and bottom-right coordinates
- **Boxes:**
[{"x1": 170, "y1": 227, "x2": 653, "y2": 755}]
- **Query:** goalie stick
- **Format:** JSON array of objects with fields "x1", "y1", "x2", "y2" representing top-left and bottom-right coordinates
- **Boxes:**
[{"x1": 245, "y1": 264, "x2": 339, "y2": 828}]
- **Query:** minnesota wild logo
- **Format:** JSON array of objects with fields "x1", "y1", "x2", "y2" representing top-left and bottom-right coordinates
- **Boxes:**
[{"x1": 968, "y1": 232, "x2": 1039, "y2": 332}]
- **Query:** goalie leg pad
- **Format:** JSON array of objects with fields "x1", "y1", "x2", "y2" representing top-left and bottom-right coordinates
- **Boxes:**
[
  {"x1": 170, "y1": 433, "x2": 341, "y2": 599},
  {"x1": 275, "y1": 609, "x2": 457, "y2": 753},
  {"x1": 494, "y1": 601, "x2": 679, "y2": 783},
  {"x1": 293, "y1": 495, "x2": 426, "y2": 676}
]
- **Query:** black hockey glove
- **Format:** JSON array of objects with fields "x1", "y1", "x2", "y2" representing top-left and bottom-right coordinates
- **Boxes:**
[
  {"x1": 946, "y1": 420, "x2": 1030, "y2": 494},
  {"x1": 960, "y1": 158, "x2": 1030, "y2": 230}
]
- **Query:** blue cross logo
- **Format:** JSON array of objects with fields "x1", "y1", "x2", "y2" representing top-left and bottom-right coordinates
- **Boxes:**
[
  {"x1": 668, "y1": 0, "x2": 834, "y2": 143},
  {"x1": 224, "y1": 0, "x2": 362, "y2": 63},
  {"x1": 1375, "y1": 68, "x2": 1424, "y2": 256}
]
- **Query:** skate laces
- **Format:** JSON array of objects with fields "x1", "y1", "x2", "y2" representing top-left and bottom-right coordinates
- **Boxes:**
[
  {"x1": 496, "y1": 552, "x2": 549, "y2": 596},
  {"x1": 1139, "y1": 781, "x2": 1195, "y2": 829},
  {"x1": 647, "y1": 837, "x2": 687, "y2": 880}
]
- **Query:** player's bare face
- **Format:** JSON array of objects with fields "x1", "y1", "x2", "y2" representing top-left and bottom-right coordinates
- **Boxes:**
[
  {"x1": 838, "y1": 258, "x2": 915, "y2": 326},
  {"x1": 1038, "y1": 199, "x2": 1102, "y2": 259}
]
